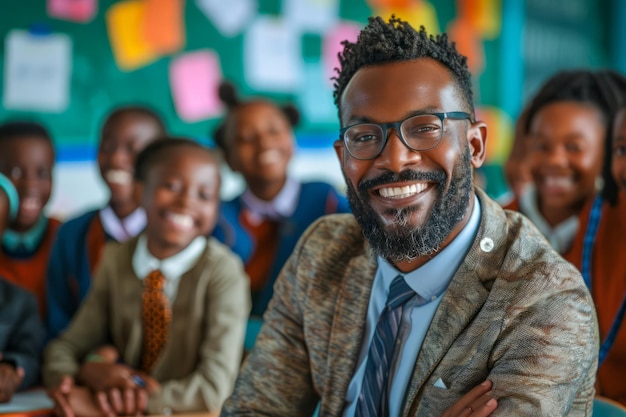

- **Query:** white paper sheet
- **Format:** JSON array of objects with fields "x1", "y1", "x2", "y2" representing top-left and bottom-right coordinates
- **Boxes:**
[
  {"x1": 297, "y1": 61, "x2": 336, "y2": 124},
  {"x1": 3, "y1": 30, "x2": 72, "y2": 112},
  {"x1": 244, "y1": 17, "x2": 301, "y2": 92},
  {"x1": 195, "y1": 0, "x2": 256, "y2": 37},
  {"x1": 0, "y1": 389, "x2": 54, "y2": 412},
  {"x1": 282, "y1": 0, "x2": 338, "y2": 33}
]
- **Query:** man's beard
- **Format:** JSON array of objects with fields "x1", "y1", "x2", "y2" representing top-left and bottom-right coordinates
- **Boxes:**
[{"x1": 345, "y1": 147, "x2": 473, "y2": 263}]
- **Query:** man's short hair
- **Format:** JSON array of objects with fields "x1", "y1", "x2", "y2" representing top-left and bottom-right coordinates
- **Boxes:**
[{"x1": 332, "y1": 16, "x2": 474, "y2": 118}]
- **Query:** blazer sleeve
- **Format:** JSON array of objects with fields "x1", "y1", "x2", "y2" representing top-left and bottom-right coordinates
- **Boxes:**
[
  {"x1": 488, "y1": 268, "x2": 598, "y2": 416},
  {"x1": 147, "y1": 248, "x2": 251, "y2": 414},
  {"x1": 45, "y1": 226, "x2": 74, "y2": 341},
  {"x1": 42, "y1": 249, "x2": 113, "y2": 387},
  {"x1": 1, "y1": 287, "x2": 45, "y2": 390},
  {"x1": 221, "y1": 223, "x2": 321, "y2": 417}
]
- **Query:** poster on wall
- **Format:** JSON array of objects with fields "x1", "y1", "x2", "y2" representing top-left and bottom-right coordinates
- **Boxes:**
[
  {"x1": 196, "y1": 0, "x2": 256, "y2": 37},
  {"x1": 3, "y1": 30, "x2": 72, "y2": 112},
  {"x1": 244, "y1": 17, "x2": 302, "y2": 92}
]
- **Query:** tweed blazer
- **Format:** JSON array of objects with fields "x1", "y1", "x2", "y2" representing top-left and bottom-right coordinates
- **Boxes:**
[
  {"x1": 222, "y1": 189, "x2": 598, "y2": 417},
  {"x1": 43, "y1": 236, "x2": 250, "y2": 414}
]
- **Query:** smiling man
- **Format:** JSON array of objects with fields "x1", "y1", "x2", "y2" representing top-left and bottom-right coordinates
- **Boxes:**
[{"x1": 222, "y1": 17, "x2": 598, "y2": 417}]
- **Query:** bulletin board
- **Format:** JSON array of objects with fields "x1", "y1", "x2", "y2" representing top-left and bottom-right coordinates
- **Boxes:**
[
  {"x1": 0, "y1": 0, "x2": 528, "y2": 201},
  {"x1": 0, "y1": 0, "x2": 377, "y2": 161}
]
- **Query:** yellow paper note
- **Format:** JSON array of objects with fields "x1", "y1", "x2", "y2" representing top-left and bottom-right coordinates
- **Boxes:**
[
  {"x1": 106, "y1": 0, "x2": 160, "y2": 71},
  {"x1": 476, "y1": 106, "x2": 513, "y2": 164}
]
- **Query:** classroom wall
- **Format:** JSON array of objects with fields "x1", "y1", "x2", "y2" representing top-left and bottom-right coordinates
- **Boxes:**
[{"x1": 0, "y1": 0, "x2": 620, "y2": 219}]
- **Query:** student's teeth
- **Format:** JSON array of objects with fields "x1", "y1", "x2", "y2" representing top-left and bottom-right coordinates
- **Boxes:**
[
  {"x1": 379, "y1": 183, "x2": 427, "y2": 199},
  {"x1": 106, "y1": 170, "x2": 132, "y2": 185},
  {"x1": 170, "y1": 213, "x2": 193, "y2": 229},
  {"x1": 259, "y1": 150, "x2": 281, "y2": 165},
  {"x1": 21, "y1": 198, "x2": 40, "y2": 211},
  {"x1": 545, "y1": 176, "x2": 572, "y2": 187}
]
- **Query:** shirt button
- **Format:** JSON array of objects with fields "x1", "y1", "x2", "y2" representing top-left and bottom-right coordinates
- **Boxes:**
[
  {"x1": 430, "y1": 295, "x2": 437, "y2": 302},
  {"x1": 480, "y1": 237, "x2": 494, "y2": 253}
]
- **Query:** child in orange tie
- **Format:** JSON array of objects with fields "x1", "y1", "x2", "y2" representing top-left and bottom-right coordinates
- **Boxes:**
[
  {"x1": 0, "y1": 121, "x2": 60, "y2": 317},
  {"x1": 44, "y1": 138, "x2": 250, "y2": 416}
]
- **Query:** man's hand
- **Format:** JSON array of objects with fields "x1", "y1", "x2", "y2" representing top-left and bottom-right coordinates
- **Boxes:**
[
  {"x1": 441, "y1": 380, "x2": 498, "y2": 417},
  {"x1": 0, "y1": 361, "x2": 24, "y2": 403},
  {"x1": 48, "y1": 375, "x2": 76, "y2": 417}
]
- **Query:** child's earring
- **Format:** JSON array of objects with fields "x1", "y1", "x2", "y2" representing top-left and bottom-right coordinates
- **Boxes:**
[{"x1": 595, "y1": 176, "x2": 605, "y2": 192}]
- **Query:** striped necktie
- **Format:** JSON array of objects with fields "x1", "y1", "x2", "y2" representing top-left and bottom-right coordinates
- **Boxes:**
[
  {"x1": 141, "y1": 269, "x2": 171, "y2": 373},
  {"x1": 355, "y1": 275, "x2": 416, "y2": 417}
]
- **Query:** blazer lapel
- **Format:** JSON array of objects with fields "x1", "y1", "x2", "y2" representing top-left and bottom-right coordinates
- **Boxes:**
[
  {"x1": 402, "y1": 190, "x2": 508, "y2": 416},
  {"x1": 402, "y1": 265, "x2": 489, "y2": 416},
  {"x1": 323, "y1": 242, "x2": 378, "y2": 416}
]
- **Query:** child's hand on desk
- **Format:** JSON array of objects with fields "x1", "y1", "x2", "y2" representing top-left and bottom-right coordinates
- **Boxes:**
[
  {"x1": 78, "y1": 362, "x2": 159, "y2": 417},
  {"x1": 0, "y1": 357, "x2": 24, "y2": 403},
  {"x1": 48, "y1": 375, "x2": 76, "y2": 417}
]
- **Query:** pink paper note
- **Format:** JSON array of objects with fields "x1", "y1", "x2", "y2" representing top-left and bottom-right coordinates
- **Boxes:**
[
  {"x1": 170, "y1": 50, "x2": 223, "y2": 122},
  {"x1": 323, "y1": 22, "x2": 361, "y2": 85},
  {"x1": 48, "y1": 0, "x2": 98, "y2": 23}
]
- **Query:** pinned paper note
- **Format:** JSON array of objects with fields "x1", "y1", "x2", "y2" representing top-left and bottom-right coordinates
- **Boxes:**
[
  {"x1": 457, "y1": 0, "x2": 501, "y2": 39},
  {"x1": 283, "y1": 0, "x2": 339, "y2": 33},
  {"x1": 48, "y1": 0, "x2": 98, "y2": 23},
  {"x1": 323, "y1": 21, "x2": 361, "y2": 85},
  {"x1": 373, "y1": 0, "x2": 440, "y2": 34},
  {"x1": 196, "y1": 0, "x2": 256, "y2": 37},
  {"x1": 106, "y1": 0, "x2": 159, "y2": 71},
  {"x1": 244, "y1": 17, "x2": 301, "y2": 92},
  {"x1": 297, "y1": 62, "x2": 336, "y2": 125},
  {"x1": 476, "y1": 106, "x2": 513, "y2": 164},
  {"x1": 3, "y1": 30, "x2": 72, "y2": 112},
  {"x1": 170, "y1": 50, "x2": 223, "y2": 122},
  {"x1": 367, "y1": 0, "x2": 413, "y2": 8},
  {"x1": 143, "y1": 0, "x2": 185, "y2": 54},
  {"x1": 447, "y1": 18, "x2": 485, "y2": 75}
]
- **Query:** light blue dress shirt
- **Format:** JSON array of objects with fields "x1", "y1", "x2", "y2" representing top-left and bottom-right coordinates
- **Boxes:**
[{"x1": 343, "y1": 196, "x2": 481, "y2": 417}]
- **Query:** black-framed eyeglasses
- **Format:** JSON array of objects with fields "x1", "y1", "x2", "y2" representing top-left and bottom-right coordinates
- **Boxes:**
[{"x1": 339, "y1": 111, "x2": 473, "y2": 160}]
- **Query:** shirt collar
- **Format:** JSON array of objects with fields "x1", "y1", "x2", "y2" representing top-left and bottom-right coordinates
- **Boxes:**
[
  {"x1": 132, "y1": 234, "x2": 207, "y2": 282},
  {"x1": 378, "y1": 195, "x2": 481, "y2": 302},
  {"x1": 100, "y1": 206, "x2": 147, "y2": 242},
  {"x1": 240, "y1": 177, "x2": 301, "y2": 223},
  {"x1": 519, "y1": 186, "x2": 579, "y2": 253},
  {"x1": 2, "y1": 216, "x2": 48, "y2": 252}
]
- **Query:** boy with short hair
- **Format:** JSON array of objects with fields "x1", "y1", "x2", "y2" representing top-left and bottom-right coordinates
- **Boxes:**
[
  {"x1": 44, "y1": 138, "x2": 250, "y2": 415},
  {"x1": 0, "y1": 121, "x2": 60, "y2": 316},
  {"x1": 0, "y1": 173, "x2": 46, "y2": 403},
  {"x1": 46, "y1": 106, "x2": 165, "y2": 339}
]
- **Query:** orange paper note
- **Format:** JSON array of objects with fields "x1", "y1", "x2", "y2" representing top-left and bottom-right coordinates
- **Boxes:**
[
  {"x1": 106, "y1": 0, "x2": 160, "y2": 71},
  {"x1": 373, "y1": 0, "x2": 440, "y2": 34},
  {"x1": 143, "y1": 0, "x2": 185, "y2": 54}
]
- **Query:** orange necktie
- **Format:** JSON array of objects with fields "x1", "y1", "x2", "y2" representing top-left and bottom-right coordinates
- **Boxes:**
[{"x1": 141, "y1": 269, "x2": 171, "y2": 373}]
